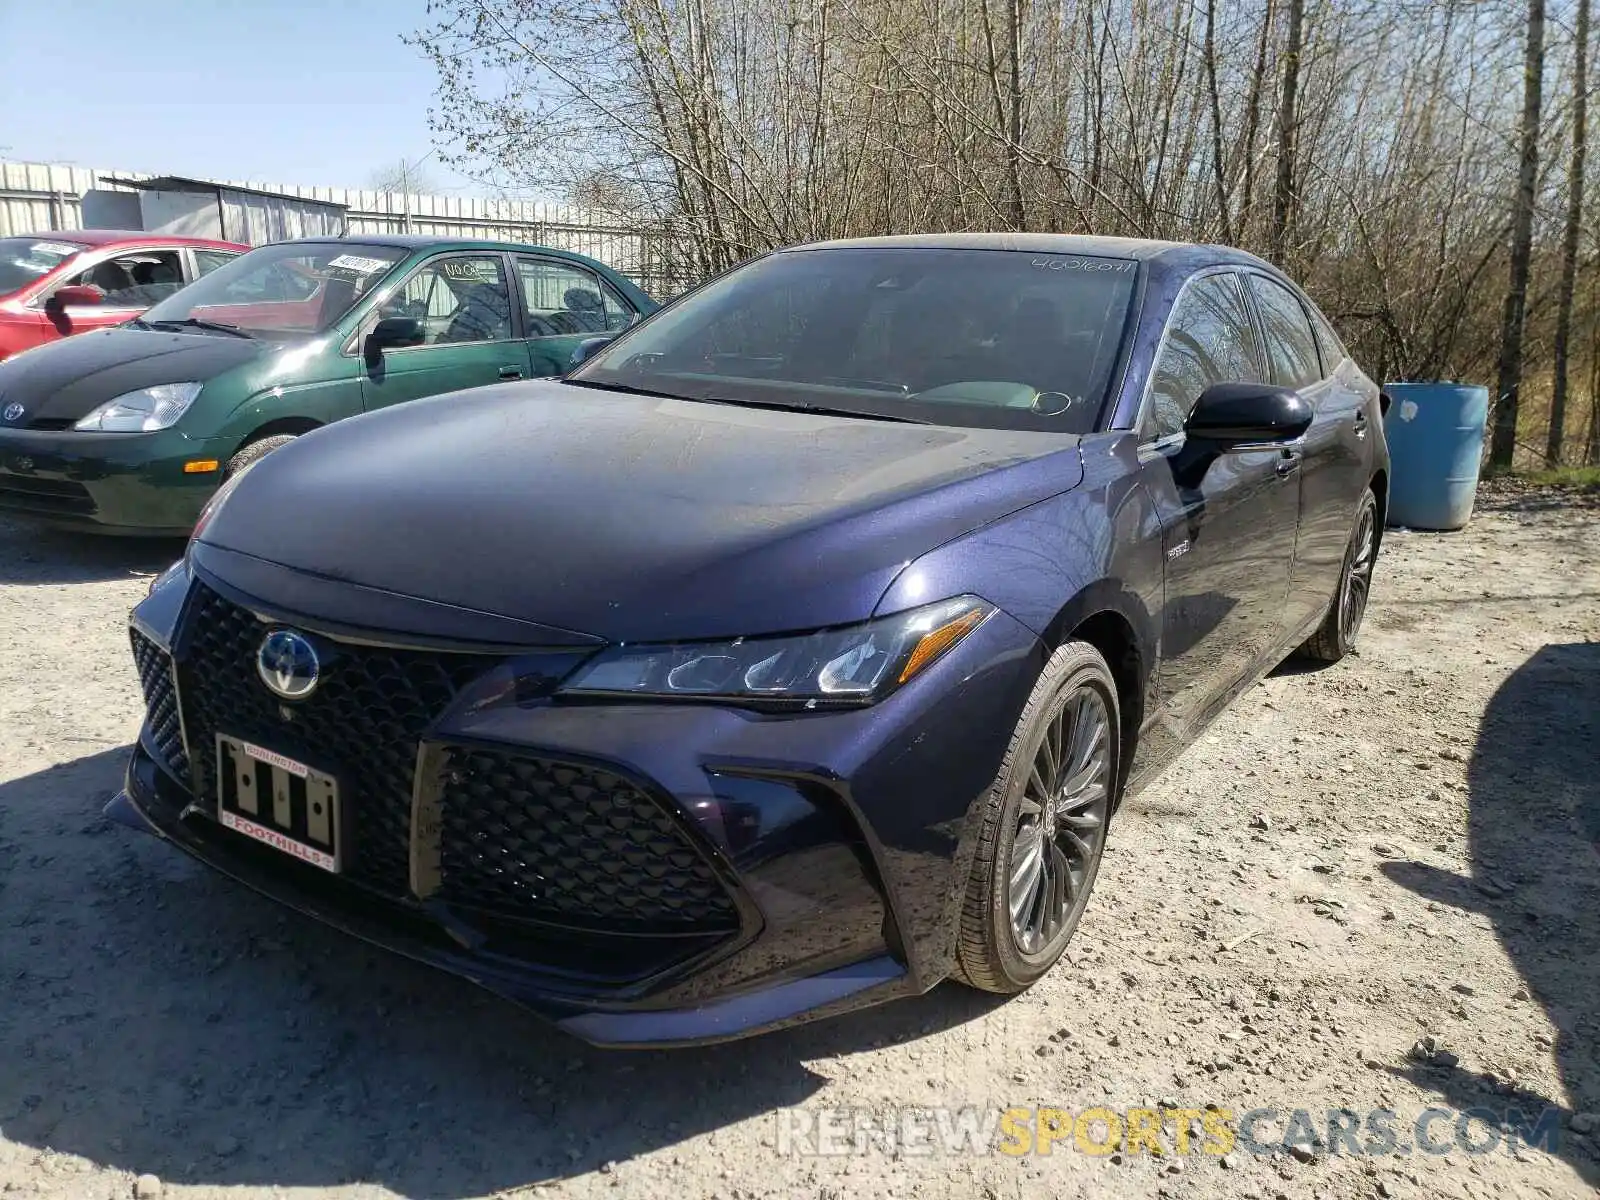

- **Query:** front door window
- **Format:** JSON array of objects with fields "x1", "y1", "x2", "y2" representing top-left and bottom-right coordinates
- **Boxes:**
[
  {"x1": 63, "y1": 250, "x2": 185, "y2": 308},
  {"x1": 380, "y1": 255, "x2": 515, "y2": 345},
  {"x1": 1143, "y1": 272, "x2": 1263, "y2": 441}
]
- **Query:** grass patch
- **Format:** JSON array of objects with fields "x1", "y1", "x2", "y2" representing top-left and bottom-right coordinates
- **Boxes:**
[{"x1": 1515, "y1": 465, "x2": 1600, "y2": 489}]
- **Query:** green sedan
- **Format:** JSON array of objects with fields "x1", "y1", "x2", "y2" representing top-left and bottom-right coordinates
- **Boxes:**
[{"x1": 0, "y1": 236, "x2": 655, "y2": 534}]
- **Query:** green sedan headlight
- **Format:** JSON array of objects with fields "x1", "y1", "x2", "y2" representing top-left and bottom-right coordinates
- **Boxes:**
[
  {"x1": 560, "y1": 595, "x2": 994, "y2": 705},
  {"x1": 74, "y1": 382, "x2": 202, "y2": 432}
]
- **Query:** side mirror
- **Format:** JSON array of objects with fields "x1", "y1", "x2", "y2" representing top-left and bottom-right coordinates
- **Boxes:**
[
  {"x1": 364, "y1": 316, "x2": 425, "y2": 362},
  {"x1": 1184, "y1": 382, "x2": 1312, "y2": 444},
  {"x1": 48, "y1": 284, "x2": 105, "y2": 311},
  {"x1": 568, "y1": 334, "x2": 616, "y2": 370}
]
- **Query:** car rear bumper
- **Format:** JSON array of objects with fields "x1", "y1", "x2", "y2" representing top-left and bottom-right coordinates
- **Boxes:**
[
  {"x1": 116, "y1": 559, "x2": 1046, "y2": 1045},
  {"x1": 0, "y1": 427, "x2": 224, "y2": 534}
]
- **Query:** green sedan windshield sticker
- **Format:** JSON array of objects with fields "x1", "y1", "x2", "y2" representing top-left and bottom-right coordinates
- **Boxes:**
[{"x1": 326, "y1": 254, "x2": 392, "y2": 275}]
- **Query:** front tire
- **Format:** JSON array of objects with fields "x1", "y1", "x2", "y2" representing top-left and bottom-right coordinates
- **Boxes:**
[
  {"x1": 1299, "y1": 489, "x2": 1379, "y2": 663},
  {"x1": 224, "y1": 434, "x2": 297, "y2": 480},
  {"x1": 955, "y1": 640, "x2": 1119, "y2": 994}
]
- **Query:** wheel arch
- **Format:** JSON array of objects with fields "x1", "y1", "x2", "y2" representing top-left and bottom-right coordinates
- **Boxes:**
[
  {"x1": 1369, "y1": 468, "x2": 1389, "y2": 549},
  {"x1": 1037, "y1": 585, "x2": 1153, "y2": 808}
]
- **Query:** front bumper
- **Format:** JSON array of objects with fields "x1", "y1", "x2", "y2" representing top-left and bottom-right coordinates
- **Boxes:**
[
  {"x1": 0, "y1": 426, "x2": 226, "y2": 534},
  {"x1": 118, "y1": 559, "x2": 1046, "y2": 1045}
]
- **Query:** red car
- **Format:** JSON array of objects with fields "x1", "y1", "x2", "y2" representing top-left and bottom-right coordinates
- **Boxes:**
[{"x1": 0, "y1": 230, "x2": 248, "y2": 361}]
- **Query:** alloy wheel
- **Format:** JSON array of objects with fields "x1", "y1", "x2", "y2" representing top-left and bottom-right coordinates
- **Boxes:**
[
  {"x1": 1008, "y1": 685, "x2": 1113, "y2": 957},
  {"x1": 1339, "y1": 504, "x2": 1377, "y2": 642}
]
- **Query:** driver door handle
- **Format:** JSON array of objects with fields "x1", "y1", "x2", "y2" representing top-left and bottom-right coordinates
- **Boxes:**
[{"x1": 498, "y1": 366, "x2": 524, "y2": 380}]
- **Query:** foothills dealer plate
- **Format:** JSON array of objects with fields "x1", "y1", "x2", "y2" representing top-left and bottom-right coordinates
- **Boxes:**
[{"x1": 215, "y1": 734, "x2": 341, "y2": 873}]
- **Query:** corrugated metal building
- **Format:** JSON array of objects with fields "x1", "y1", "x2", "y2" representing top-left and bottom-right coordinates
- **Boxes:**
[{"x1": 102, "y1": 176, "x2": 347, "y2": 244}]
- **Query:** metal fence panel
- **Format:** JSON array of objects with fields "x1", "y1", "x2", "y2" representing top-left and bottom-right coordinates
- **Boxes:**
[{"x1": 0, "y1": 160, "x2": 699, "y2": 299}]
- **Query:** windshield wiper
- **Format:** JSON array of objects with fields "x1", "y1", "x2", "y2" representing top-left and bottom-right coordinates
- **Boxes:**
[
  {"x1": 690, "y1": 395, "x2": 930, "y2": 424},
  {"x1": 145, "y1": 317, "x2": 253, "y2": 339},
  {"x1": 565, "y1": 378, "x2": 929, "y2": 423},
  {"x1": 563, "y1": 379, "x2": 690, "y2": 400}
]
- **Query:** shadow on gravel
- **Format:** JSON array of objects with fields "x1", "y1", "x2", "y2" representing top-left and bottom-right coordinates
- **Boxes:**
[
  {"x1": 0, "y1": 746, "x2": 999, "y2": 1197},
  {"x1": 0, "y1": 518, "x2": 185, "y2": 585},
  {"x1": 1383, "y1": 641, "x2": 1600, "y2": 1184}
]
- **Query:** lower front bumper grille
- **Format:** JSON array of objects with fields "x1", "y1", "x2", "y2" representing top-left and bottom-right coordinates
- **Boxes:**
[
  {"x1": 433, "y1": 745, "x2": 740, "y2": 931},
  {"x1": 120, "y1": 744, "x2": 738, "y2": 998},
  {"x1": 0, "y1": 473, "x2": 94, "y2": 515},
  {"x1": 130, "y1": 628, "x2": 190, "y2": 787}
]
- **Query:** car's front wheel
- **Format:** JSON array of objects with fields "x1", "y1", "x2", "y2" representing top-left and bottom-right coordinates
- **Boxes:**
[
  {"x1": 224, "y1": 433, "x2": 297, "y2": 480},
  {"x1": 955, "y1": 640, "x2": 1118, "y2": 993}
]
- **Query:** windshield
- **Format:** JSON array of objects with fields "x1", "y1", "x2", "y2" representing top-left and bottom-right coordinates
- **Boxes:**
[
  {"x1": 0, "y1": 237, "x2": 85, "y2": 295},
  {"x1": 571, "y1": 247, "x2": 1139, "y2": 431},
  {"x1": 138, "y1": 242, "x2": 407, "y2": 340}
]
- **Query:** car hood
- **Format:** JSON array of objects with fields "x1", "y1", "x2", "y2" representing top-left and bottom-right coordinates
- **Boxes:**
[
  {"x1": 200, "y1": 382, "x2": 1086, "y2": 643},
  {"x1": 0, "y1": 327, "x2": 262, "y2": 424}
]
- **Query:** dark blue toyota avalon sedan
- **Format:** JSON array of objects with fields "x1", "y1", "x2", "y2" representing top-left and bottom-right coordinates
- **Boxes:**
[{"x1": 115, "y1": 234, "x2": 1388, "y2": 1045}]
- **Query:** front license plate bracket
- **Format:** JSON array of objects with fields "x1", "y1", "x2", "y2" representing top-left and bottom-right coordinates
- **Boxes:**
[{"x1": 215, "y1": 734, "x2": 342, "y2": 873}]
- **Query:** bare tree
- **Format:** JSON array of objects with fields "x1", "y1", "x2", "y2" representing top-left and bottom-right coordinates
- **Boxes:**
[
  {"x1": 411, "y1": 0, "x2": 1600, "y2": 465},
  {"x1": 1490, "y1": 0, "x2": 1546, "y2": 470},
  {"x1": 368, "y1": 158, "x2": 441, "y2": 196},
  {"x1": 1547, "y1": 0, "x2": 1588, "y2": 466},
  {"x1": 1270, "y1": 0, "x2": 1304, "y2": 265}
]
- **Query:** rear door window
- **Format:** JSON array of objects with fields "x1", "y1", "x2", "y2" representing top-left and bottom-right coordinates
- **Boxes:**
[
  {"x1": 1306, "y1": 303, "x2": 1346, "y2": 374},
  {"x1": 192, "y1": 249, "x2": 242, "y2": 280},
  {"x1": 515, "y1": 258, "x2": 638, "y2": 335},
  {"x1": 1247, "y1": 274, "x2": 1323, "y2": 389},
  {"x1": 1143, "y1": 272, "x2": 1264, "y2": 441}
]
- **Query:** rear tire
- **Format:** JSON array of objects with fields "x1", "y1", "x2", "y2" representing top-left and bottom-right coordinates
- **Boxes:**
[
  {"x1": 1299, "y1": 489, "x2": 1379, "y2": 663},
  {"x1": 224, "y1": 434, "x2": 297, "y2": 479},
  {"x1": 955, "y1": 640, "x2": 1119, "y2": 994}
]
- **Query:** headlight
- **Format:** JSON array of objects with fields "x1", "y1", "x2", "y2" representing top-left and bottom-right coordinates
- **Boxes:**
[
  {"x1": 560, "y1": 595, "x2": 994, "y2": 705},
  {"x1": 74, "y1": 382, "x2": 202, "y2": 432}
]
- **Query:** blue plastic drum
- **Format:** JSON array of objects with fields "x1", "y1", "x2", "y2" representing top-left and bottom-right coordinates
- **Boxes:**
[{"x1": 1381, "y1": 383, "x2": 1490, "y2": 531}]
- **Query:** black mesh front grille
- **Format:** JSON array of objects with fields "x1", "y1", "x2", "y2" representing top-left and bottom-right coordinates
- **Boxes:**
[
  {"x1": 175, "y1": 584, "x2": 492, "y2": 897},
  {"x1": 130, "y1": 628, "x2": 189, "y2": 787},
  {"x1": 436, "y1": 746, "x2": 738, "y2": 931}
]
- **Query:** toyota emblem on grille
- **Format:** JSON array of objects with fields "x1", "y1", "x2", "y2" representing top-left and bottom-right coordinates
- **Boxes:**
[
  {"x1": 257, "y1": 630, "x2": 320, "y2": 700},
  {"x1": 1, "y1": 402, "x2": 23, "y2": 423}
]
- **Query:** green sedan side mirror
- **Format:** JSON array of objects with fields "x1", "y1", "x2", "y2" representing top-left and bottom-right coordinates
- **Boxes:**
[
  {"x1": 568, "y1": 335, "x2": 616, "y2": 371},
  {"x1": 365, "y1": 316, "x2": 426, "y2": 365}
]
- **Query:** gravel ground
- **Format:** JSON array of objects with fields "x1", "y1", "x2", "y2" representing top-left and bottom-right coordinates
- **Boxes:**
[{"x1": 0, "y1": 489, "x2": 1596, "y2": 1200}]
